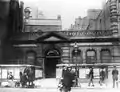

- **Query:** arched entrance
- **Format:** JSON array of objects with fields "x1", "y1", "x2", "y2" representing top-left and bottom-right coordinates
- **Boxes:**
[{"x1": 44, "y1": 48, "x2": 61, "y2": 78}]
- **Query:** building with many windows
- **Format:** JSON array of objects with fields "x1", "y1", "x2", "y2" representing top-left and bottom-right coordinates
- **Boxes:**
[{"x1": 1, "y1": 0, "x2": 120, "y2": 85}]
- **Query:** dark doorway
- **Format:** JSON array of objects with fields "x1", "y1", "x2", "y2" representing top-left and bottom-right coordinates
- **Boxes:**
[
  {"x1": 45, "y1": 58, "x2": 59, "y2": 78},
  {"x1": 44, "y1": 48, "x2": 61, "y2": 78}
]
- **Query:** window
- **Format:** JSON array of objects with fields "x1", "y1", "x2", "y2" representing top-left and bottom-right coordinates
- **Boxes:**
[
  {"x1": 100, "y1": 49, "x2": 111, "y2": 63},
  {"x1": 72, "y1": 48, "x2": 83, "y2": 63},
  {"x1": 86, "y1": 49, "x2": 96, "y2": 64},
  {"x1": 26, "y1": 50, "x2": 37, "y2": 65}
]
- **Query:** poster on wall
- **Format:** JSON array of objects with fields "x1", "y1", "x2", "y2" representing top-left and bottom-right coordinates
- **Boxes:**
[
  {"x1": 0, "y1": 69, "x2": 1, "y2": 78},
  {"x1": 7, "y1": 69, "x2": 14, "y2": 79},
  {"x1": 93, "y1": 68, "x2": 99, "y2": 78},
  {"x1": 79, "y1": 69, "x2": 86, "y2": 78},
  {"x1": 56, "y1": 68, "x2": 62, "y2": 78},
  {"x1": 2, "y1": 69, "x2": 7, "y2": 79},
  {"x1": 14, "y1": 68, "x2": 20, "y2": 79},
  {"x1": 35, "y1": 69, "x2": 43, "y2": 78},
  {"x1": 85, "y1": 68, "x2": 90, "y2": 78}
]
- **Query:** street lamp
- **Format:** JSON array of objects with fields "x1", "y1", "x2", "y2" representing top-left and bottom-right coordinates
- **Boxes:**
[{"x1": 73, "y1": 42, "x2": 79, "y2": 87}]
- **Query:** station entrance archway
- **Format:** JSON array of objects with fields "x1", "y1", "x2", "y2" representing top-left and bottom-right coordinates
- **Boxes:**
[{"x1": 44, "y1": 48, "x2": 61, "y2": 78}]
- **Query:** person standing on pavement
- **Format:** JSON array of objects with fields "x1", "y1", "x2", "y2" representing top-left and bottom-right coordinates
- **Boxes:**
[
  {"x1": 62, "y1": 66, "x2": 75, "y2": 92},
  {"x1": 62, "y1": 66, "x2": 67, "y2": 78},
  {"x1": 112, "y1": 66, "x2": 119, "y2": 88},
  {"x1": 58, "y1": 66, "x2": 68, "y2": 91},
  {"x1": 88, "y1": 67, "x2": 94, "y2": 87},
  {"x1": 99, "y1": 68, "x2": 106, "y2": 86}
]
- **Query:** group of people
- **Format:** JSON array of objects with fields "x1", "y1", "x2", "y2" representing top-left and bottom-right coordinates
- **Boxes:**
[
  {"x1": 59, "y1": 65, "x2": 119, "y2": 91},
  {"x1": 89, "y1": 66, "x2": 119, "y2": 88},
  {"x1": 87, "y1": 66, "x2": 119, "y2": 88},
  {"x1": 88, "y1": 67, "x2": 107, "y2": 87},
  {"x1": 19, "y1": 66, "x2": 35, "y2": 88}
]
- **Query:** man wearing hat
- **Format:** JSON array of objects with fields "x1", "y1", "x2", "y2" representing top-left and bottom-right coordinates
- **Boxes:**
[
  {"x1": 61, "y1": 66, "x2": 75, "y2": 92},
  {"x1": 112, "y1": 66, "x2": 119, "y2": 88},
  {"x1": 88, "y1": 67, "x2": 94, "y2": 87}
]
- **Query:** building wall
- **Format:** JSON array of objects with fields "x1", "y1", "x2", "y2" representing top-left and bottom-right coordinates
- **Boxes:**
[
  {"x1": 71, "y1": 0, "x2": 120, "y2": 37},
  {"x1": 69, "y1": 17, "x2": 89, "y2": 30},
  {"x1": 24, "y1": 16, "x2": 62, "y2": 32},
  {"x1": 95, "y1": 0, "x2": 120, "y2": 37},
  {"x1": 25, "y1": 25, "x2": 62, "y2": 32},
  {"x1": 0, "y1": 0, "x2": 10, "y2": 64},
  {"x1": 95, "y1": 1, "x2": 111, "y2": 31}
]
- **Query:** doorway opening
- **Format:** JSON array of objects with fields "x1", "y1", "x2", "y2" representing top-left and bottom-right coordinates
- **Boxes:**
[
  {"x1": 44, "y1": 49, "x2": 61, "y2": 78},
  {"x1": 45, "y1": 58, "x2": 59, "y2": 78}
]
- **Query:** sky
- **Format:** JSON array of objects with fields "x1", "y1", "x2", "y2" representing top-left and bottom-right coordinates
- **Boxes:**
[{"x1": 21, "y1": 0, "x2": 106, "y2": 29}]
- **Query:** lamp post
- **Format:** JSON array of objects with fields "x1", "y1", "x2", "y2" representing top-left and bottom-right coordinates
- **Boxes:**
[{"x1": 73, "y1": 42, "x2": 79, "y2": 87}]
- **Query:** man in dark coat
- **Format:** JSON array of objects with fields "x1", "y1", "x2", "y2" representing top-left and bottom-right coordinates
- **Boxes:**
[
  {"x1": 88, "y1": 67, "x2": 94, "y2": 86},
  {"x1": 62, "y1": 66, "x2": 67, "y2": 78},
  {"x1": 112, "y1": 66, "x2": 119, "y2": 88},
  {"x1": 99, "y1": 68, "x2": 106, "y2": 86},
  {"x1": 62, "y1": 67, "x2": 74, "y2": 92},
  {"x1": 21, "y1": 72, "x2": 28, "y2": 87}
]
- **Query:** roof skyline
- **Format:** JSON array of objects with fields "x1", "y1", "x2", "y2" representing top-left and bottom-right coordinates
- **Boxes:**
[{"x1": 21, "y1": 0, "x2": 106, "y2": 30}]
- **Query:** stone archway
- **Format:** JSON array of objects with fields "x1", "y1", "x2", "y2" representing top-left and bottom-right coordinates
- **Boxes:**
[{"x1": 44, "y1": 47, "x2": 61, "y2": 78}]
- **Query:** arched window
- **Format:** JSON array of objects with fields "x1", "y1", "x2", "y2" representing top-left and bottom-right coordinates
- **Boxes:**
[
  {"x1": 100, "y1": 49, "x2": 111, "y2": 63},
  {"x1": 86, "y1": 49, "x2": 96, "y2": 64},
  {"x1": 26, "y1": 50, "x2": 36, "y2": 65},
  {"x1": 46, "y1": 49, "x2": 60, "y2": 56},
  {"x1": 72, "y1": 48, "x2": 83, "y2": 64}
]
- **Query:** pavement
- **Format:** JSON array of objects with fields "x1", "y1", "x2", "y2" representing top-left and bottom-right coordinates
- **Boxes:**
[
  {"x1": 0, "y1": 78, "x2": 120, "y2": 92},
  {"x1": 0, "y1": 87, "x2": 120, "y2": 92}
]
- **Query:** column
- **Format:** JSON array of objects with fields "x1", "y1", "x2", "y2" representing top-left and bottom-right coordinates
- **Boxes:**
[
  {"x1": 96, "y1": 47, "x2": 101, "y2": 63},
  {"x1": 82, "y1": 47, "x2": 86, "y2": 64}
]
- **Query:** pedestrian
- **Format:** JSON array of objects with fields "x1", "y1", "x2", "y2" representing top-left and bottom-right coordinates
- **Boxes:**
[
  {"x1": 62, "y1": 66, "x2": 67, "y2": 78},
  {"x1": 61, "y1": 66, "x2": 75, "y2": 92},
  {"x1": 99, "y1": 68, "x2": 106, "y2": 86},
  {"x1": 21, "y1": 73, "x2": 28, "y2": 87},
  {"x1": 112, "y1": 66, "x2": 119, "y2": 88},
  {"x1": 19, "y1": 72, "x2": 22, "y2": 86},
  {"x1": 58, "y1": 66, "x2": 68, "y2": 91},
  {"x1": 27, "y1": 66, "x2": 35, "y2": 87},
  {"x1": 88, "y1": 67, "x2": 94, "y2": 87}
]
